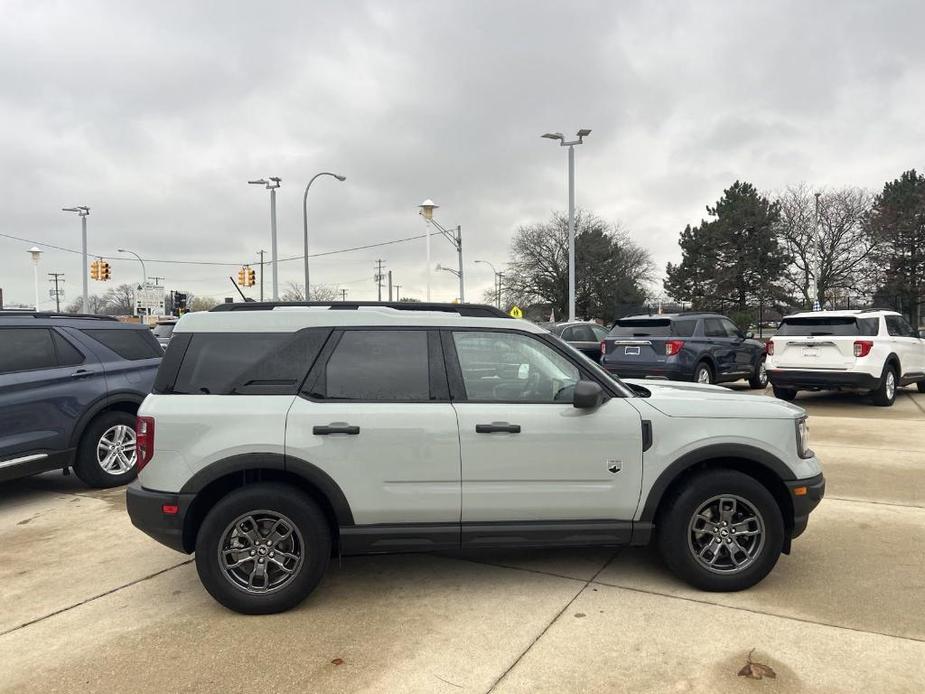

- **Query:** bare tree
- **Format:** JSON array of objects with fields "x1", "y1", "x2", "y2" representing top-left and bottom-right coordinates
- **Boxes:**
[
  {"x1": 189, "y1": 296, "x2": 219, "y2": 312},
  {"x1": 778, "y1": 184, "x2": 876, "y2": 306},
  {"x1": 280, "y1": 281, "x2": 340, "y2": 302},
  {"x1": 66, "y1": 294, "x2": 108, "y2": 314},
  {"x1": 102, "y1": 284, "x2": 136, "y2": 315}
]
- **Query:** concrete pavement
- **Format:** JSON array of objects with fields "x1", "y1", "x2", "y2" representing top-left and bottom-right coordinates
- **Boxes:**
[{"x1": 1, "y1": 387, "x2": 923, "y2": 693}]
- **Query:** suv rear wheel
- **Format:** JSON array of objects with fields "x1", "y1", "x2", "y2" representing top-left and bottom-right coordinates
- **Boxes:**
[
  {"x1": 657, "y1": 469, "x2": 784, "y2": 591},
  {"x1": 871, "y1": 364, "x2": 897, "y2": 407},
  {"x1": 74, "y1": 411, "x2": 139, "y2": 488},
  {"x1": 918, "y1": 380, "x2": 925, "y2": 393},
  {"x1": 694, "y1": 362, "x2": 713, "y2": 385},
  {"x1": 195, "y1": 483, "x2": 331, "y2": 614}
]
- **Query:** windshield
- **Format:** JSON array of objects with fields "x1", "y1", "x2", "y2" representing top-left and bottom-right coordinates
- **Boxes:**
[
  {"x1": 776, "y1": 317, "x2": 878, "y2": 337},
  {"x1": 152, "y1": 323, "x2": 175, "y2": 338},
  {"x1": 609, "y1": 319, "x2": 672, "y2": 337}
]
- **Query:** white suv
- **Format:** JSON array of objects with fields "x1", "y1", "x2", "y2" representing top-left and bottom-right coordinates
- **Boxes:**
[
  {"x1": 767, "y1": 309, "x2": 925, "y2": 406},
  {"x1": 127, "y1": 302, "x2": 824, "y2": 614}
]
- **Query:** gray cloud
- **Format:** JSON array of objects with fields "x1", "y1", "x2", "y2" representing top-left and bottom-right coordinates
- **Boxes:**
[{"x1": 1, "y1": 0, "x2": 923, "y2": 307}]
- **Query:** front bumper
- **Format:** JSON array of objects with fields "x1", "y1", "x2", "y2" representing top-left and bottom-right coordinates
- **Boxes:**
[
  {"x1": 788, "y1": 473, "x2": 825, "y2": 540},
  {"x1": 126, "y1": 480, "x2": 193, "y2": 554},
  {"x1": 768, "y1": 369, "x2": 880, "y2": 390}
]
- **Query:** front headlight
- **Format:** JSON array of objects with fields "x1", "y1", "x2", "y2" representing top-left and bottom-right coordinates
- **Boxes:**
[{"x1": 796, "y1": 417, "x2": 812, "y2": 459}]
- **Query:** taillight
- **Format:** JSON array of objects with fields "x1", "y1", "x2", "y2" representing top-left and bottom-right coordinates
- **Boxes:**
[
  {"x1": 854, "y1": 340, "x2": 873, "y2": 358},
  {"x1": 136, "y1": 416, "x2": 155, "y2": 471},
  {"x1": 666, "y1": 339, "x2": 685, "y2": 357},
  {"x1": 600, "y1": 340, "x2": 607, "y2": 356},
  {"x1": 766, "y1": 340, "x2": 774, "y2": 356}
]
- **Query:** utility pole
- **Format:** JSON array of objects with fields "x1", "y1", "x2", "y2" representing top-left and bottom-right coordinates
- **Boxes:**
[
  {"x1": 813, "y1": 192, "x2": 822, "y2": 311},
  {"x1": 340, "y1": 288, "x2": 348, "y2": 301},
  {"x1": 48, "y1": 273, "x2": 65, "y2": 312},
  {"x1": 374, "y1": 259, "x2": 385, "y2": 301},
  {"x1": 388, "y1": 270, "x2": 393, "y2": 301},
  {"x1": 248, "y1": 178, "x2": 281, "y2": 301},
  {"x1": 394, "y1": 285, "x2": 401, "y2": 301},
  {"x1": 257, "y1": 250, "x2": 266, "y2": 302},
  {"x1": 62, "y1": 206, "x2": 90, "y2": 310},
  {"x1": 150, "y1": 276, "x2": 165, "y2": 286}
]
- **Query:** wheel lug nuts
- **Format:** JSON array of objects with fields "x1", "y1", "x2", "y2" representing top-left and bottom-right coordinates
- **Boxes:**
[
  {"x1": 250, "y1": 551, "x2": 255, "y2": 556},
  {"x1": 258, "y1": 558, "x2": 264, "y2": 564},
  {"x1": 269, "y1": 552, "x2": 275, "y2": 557}
]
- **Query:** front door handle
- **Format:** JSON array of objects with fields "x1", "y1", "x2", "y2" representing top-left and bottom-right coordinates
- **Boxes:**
[
  {"x1": 475, "y1": 422, "x2": 521, "y2": 434},
  {"x1": 313, "y1": 424, "x2": 360, "y2": 435}
]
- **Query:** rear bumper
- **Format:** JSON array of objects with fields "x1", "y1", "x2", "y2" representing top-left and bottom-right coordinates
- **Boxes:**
[
  {"x1": 768, "y1": 369, "x2": 880, "y2": 390},
  {"x1": 126, "y1": 480, "x2": 193, "y2": 554},
  {"x1": 602, "y1": 364, "x2": 689, "y2": 380},
  {"x1": 788, "y1": 473, "x2": 825, "y2": 539}
]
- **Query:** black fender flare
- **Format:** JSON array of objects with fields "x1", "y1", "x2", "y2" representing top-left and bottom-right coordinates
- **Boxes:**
[
  {"x1": 884, "y1": 353, "x2": 901, "y2": 378},
  {"x1": 638, "y1": 443, "x2": 795, "y2": 523},
  {"x1": 179, "y1": 452, "x2": 354, "y2": 526},
  {"x1": 68, "y1": 391, "x2": 146, "y2": 448}
]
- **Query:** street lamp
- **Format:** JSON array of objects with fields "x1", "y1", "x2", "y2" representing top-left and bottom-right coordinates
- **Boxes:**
[
  {"x1": 302, "y1": 172, "x2": 346, "y2": 300},
  {"x1": 542, "y1": 128, "x2": 591, "y2": 321},
  {"x1": 249, "y1": 177, "x2": 282, "y2": 301},
  {"x1": 27, "y1": 247, "x2": 42, "y2": 310},
  {"x1": 418, "y1": 199, "x2": 464, "y2": 303},
  {"x1": 118, "y1": 248, "x2": 147, "y2": 316},
  {"x1": 474, "y1": 259, "x2": 502, "y2": 309},
  {"x1": 62, "y1": 206, "x2": 90, "y2": 311}
]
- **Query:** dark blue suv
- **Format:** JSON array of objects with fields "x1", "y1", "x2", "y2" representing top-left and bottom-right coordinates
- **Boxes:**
[
  {"x1": 600, "y1": 312, "x2": 768, "y2": 388},
  {"x1": 0, "y1": 312, "x2": 161, "y2": 487}
]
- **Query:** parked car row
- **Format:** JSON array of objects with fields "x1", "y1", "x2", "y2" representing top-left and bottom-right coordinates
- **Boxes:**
[{"x1": 551, "y1": 308, "x2": 925, "y2": 407}]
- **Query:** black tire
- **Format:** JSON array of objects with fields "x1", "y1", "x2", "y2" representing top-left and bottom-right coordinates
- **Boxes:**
[
  {"x1": 772, "y1": 385, "x2": 797, "y2": 402},
  {"x1": 693, "y1": 362, "x2": 713, "y2": 385},
  {"x1": 73, "y1": 411, "x2": 139, "y2": 488},
  {"x1": 918, "y1": 380, "x2": 925, "y2": 393},
  {"x1": 656, "y1": 469, "x2": 784, "y2": 592},
  {"x1": 195, "y1": 483, "x2": 331, "y2": 614},
  {"x1": 871, "y1": 363, "x2": 897, "y2": 407},
  {"x1": 748, "y1": 356, "x2": 768, "y2": 389}
]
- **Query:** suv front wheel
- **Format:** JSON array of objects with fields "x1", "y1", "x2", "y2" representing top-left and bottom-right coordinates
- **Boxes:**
[
  {"x1": 657, "y1": 469, "x2": 784, "y2": 592},
  {"x1": 195, "y1": 483, "x2": 331, "y2": 614},
  {"x1": 74, "y1": 411, "x2": 139, "y2": 488}
]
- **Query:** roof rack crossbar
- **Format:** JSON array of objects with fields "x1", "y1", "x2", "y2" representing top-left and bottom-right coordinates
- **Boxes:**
[
  {"x1": 0, "y1": 311, "x2": 118, "y2": 321},
  {"x1": 208, "y1": 301, "x2": 511, "y2": 319}
]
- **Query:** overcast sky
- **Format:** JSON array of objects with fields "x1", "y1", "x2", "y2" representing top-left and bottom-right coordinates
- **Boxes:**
[{"x1": 1, "y1": 0, "x2": 923, "y2": 309}]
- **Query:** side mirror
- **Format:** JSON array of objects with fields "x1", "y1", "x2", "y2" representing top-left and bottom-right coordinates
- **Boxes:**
[{"x1": 573, "y1": 380, "x2": 604, "y2": 409}]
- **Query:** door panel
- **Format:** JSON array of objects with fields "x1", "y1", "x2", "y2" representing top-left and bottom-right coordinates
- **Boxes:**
[
  {"x1": 285, "y1": 399, "x2": 461, "y2": 524},
  {"x1": 454, "y1": 399, "x2": 643, "y2": 521}
]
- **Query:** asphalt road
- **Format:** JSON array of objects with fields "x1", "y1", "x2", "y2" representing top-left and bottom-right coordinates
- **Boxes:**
[{"x1": 1, "y1": 387, "x2": 923, "y2": 693}]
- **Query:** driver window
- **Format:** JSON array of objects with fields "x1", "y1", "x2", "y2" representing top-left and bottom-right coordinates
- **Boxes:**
[{"x1": 452, "y1": 331, "x2": 580, "y2": 403}]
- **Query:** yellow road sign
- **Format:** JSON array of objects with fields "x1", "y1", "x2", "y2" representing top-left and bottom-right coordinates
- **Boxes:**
[{"x1": 509, "y1": 305, "x2": 523, "y2": 319}]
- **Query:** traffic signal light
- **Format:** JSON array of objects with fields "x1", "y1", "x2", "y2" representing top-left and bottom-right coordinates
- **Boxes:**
[
  {"x1": 237, "y1": 266, "x2": 247, "y2": 286},
  {"x1": 100, "y1": 261, "x2": 111, "y2": 281},
  {"x1": 175, "y1": 292, "x2": 188, "y2": 315},
  {"x1": 247, "y1": 267, "x2": 256, "y2": 287},
  {"x1": 90, "y1": 260, "x2": 100, "y2": 280},
  {"x1": 238, "y1": 266, "x2": 256, "y2": 287}
]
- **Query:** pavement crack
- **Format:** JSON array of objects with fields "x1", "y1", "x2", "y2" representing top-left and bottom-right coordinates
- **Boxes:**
[
  {"x1": 826, "y1": 495, "x2": 923, "y2": 510},
  {"x1": 442, "y1": 554, "x2": 589, "y2": 583},
  {"x1": 484, "y1": 551, "x2": 621, "y2": 693},
  {"x1": 0, "y1": 559, "x2": 193, "y2": 638},
  {"x1": 591, "y1": 580, "x2": 925, "y2": 645}
]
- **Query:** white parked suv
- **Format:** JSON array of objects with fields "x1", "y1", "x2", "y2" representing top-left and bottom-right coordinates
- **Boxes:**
[
  {"x1": 767, "y1": 309, "x2": 925, "y2": 406},
  {"x1": 127, "y1": 302, "x2": 824, "y2": 614}
]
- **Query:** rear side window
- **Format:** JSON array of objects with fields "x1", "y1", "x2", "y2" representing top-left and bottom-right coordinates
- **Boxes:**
[
  {"x1": 83, "y1": 328, "x2": 163, "y2": 360},
  {"x1": 609, "y1": 319, "x2": 672, "y2": 337},
  {"x1": 886, "y1": 316, "x2": 917, "y2": 338},
  {"x1": 0, "y1": 328, "x2": 57, "y2": 373},
  {"x1": 170, "y1": 329, "x2": 330, "y2": 395},
  {"x1": 564, "y1": 325, "x2": 597, "y2": 342},
  {"x1": 777, "y1": 317, "x2": 879, "y2": 337},
  {"x1": 671, "y1": 320, "x2": 697, "y2": 337},
  {"x1": 703, "y1": 319, "x2": 727, "y2": 337},
  {"x1": 314, "y1": 330, "x2": 430, "y2": 401}
]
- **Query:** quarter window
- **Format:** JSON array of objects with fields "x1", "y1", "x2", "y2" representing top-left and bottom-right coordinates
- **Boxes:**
[
  {"x1": 453, "y1": 331, "x2": 580, "y2": 403},
  {"x1": 52, "y1": 331, "x2": 85, "y2": 366},
  {"x1": 82, "y1": 328, "x2": 162, "y2": 360},
  {"x1": 319, "y1": 330, "x2": 431, "y2": 401},
  {"x1": 0, "y1": 328, "x2": 57, "y2": 373}
]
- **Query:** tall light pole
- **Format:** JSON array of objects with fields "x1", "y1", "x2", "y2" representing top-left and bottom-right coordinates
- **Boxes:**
[
  {"x1": 813, "y1": 192, "x2": 822, "y2": 311},
  {"x1": 474, "y1": 259, "x2": 501, "y2": 308},
  {"x1": 118, "y1": 248, "x2": 147, "y2": 316},
  {"x1": 418, "y1": 200, "x2": 464, "y2": 303},
  {"x1": 28, "y1": 247, "x2": 42, "y2": 310},
  {"x1": 302, "y1": 172, "x2": 346, "y2": 299},
  {"x1": 249, "y1": 177, "x2": 281, "y2": 301},
  {"x1": 542, "y1": 129, "x2": 591, "y2": 321},
  {"x1": 62, "y1": 206, "x2": 90, "y2": 310}
]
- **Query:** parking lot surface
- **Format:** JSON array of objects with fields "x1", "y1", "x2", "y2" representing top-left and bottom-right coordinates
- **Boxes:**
[{"x1": 1, "y1": 388, "x2": 923, "y2": 693}]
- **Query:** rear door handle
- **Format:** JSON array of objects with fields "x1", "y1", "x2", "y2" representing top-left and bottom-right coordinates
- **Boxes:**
[
  {"x1": 476, "y1": 422, "x2": 521, "y2": 434},
  {"x1": 71, "y1": 369, "x2": 93, "y2": 379},
  {"x1": 313, "y1": 424, "x2": 360, "y2": 435}
]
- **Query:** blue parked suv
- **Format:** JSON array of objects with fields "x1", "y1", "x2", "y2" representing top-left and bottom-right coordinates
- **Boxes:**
[
  {"x1": 600, "y1": 312, "x2": 768, "y2": 388},
  {"x1": 0, "y1": 312, "x2": 161, "y2": 487}
]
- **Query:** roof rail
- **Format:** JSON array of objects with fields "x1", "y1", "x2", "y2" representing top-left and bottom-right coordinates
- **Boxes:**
[
  {"x1": 858, "y1": 307, "x2": 897, "y2": 314},
  {"x1": 0, "y1": 311, "x2": 118, "y2": 321},
  {"x1": 208, "y1": 301, "x2": 512, "y2": 319}
]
